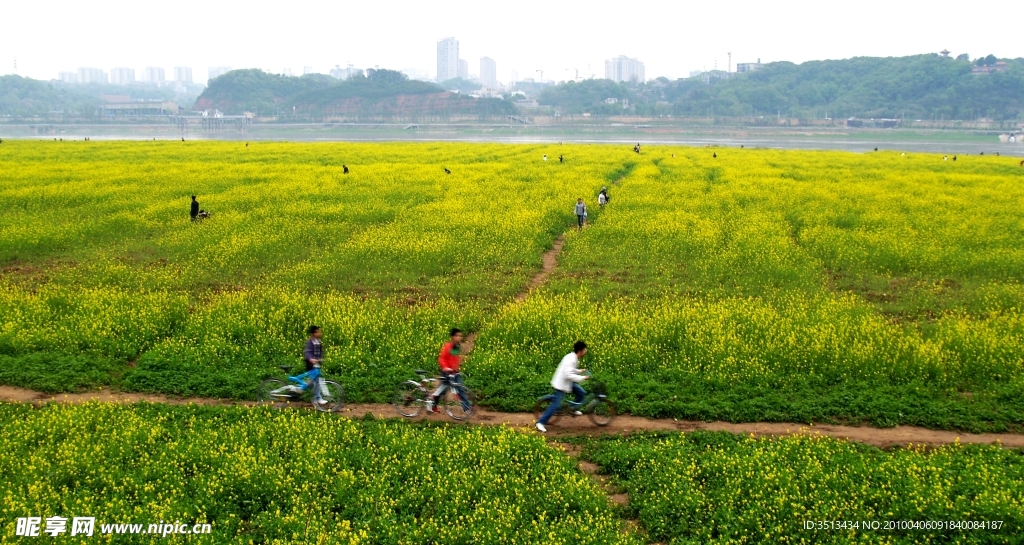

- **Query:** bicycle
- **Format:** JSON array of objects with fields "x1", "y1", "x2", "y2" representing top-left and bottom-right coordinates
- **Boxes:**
[
  {"x1": 256, "y1": 365, "x2": 345, "y2": 412},
  {"x1": 392, "y1": 369, "x2": 474, "y2": 421},
  {"x1": 532, "y1": 373, "x2": 616, "y2": 426}
]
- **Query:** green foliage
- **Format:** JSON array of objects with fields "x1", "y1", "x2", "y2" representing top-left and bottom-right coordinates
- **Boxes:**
[
  {"x1": 0, "y1": 403, "x2": 637, "y2": 544},
  {"x1": 195, "y1": 68, "x2": 516, "y2": 116},
  {"x1": 583, "y1": 431, "x2": 1024, "y2": 543},
  {"x1": 538, "y1": 80, "x2": 633, "y2": 114},
  {"x1": 539, "y1": 54, "x2": 1024, "y2": 119},
  {"x1": 0, "y1": 75, "x2": 99, "y2": 117}
]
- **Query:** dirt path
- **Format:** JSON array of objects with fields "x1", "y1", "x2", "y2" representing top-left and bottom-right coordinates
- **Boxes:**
[
  {"x1": 3, "y1": 386, "x2": 1023, "y2": 448},
  {"x1": 515, "y1": 235, "x2": 566, "y2": 303}
]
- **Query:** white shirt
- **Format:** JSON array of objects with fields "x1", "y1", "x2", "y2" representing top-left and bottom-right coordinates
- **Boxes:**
[
  {"x1": 550, "y1": 352, "x2": 587, "y2": 392},
  {"x1": 598, "y1": 193, "x2": 607, "y2": 205}
]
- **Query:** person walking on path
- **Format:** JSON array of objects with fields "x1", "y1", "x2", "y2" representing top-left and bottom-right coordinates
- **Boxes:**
[
  {"x1": 575, "y1": 198, "x2": 587, "y2": 230},
  {"x1": 536, "y1": 341, "x2": 590, "y2": 433},
  {"x1": 598, "y1": 187, "x2": 609, "y2": 208},
  {"x1": 190, "y1": 195, "x2": 200, "y2": 222}
]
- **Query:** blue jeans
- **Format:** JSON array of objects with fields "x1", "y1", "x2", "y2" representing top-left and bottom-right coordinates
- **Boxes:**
[
  {"x1": 432, "y1": 373, "x2": 471, "y2": 411},
  {"x1": 538, "y1": 383, "x2": 586, "y2": 425}
]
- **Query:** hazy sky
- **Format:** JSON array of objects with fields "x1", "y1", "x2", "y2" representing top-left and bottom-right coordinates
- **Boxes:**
[{"x1": 3, "y1": 0, "x2": 1021, "y2": 84}]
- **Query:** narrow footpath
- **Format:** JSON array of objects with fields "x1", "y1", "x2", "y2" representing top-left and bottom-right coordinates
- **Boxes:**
[{"x1": 2, "y1": 386, "x2": 1023, "y2": 448}]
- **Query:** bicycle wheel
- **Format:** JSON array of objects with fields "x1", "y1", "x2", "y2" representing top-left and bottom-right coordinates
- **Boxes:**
[
  {"x1": 392, "y1": 381, "x2": 426, "y2": 417},
  {"x1": 256, "y1": 378, "x2": 290, "y2": 409},
  {"x1": 589, "y1": 399, "x2": 616, "y2": 426},
  {"x1": 442, "y1": 384, "x2": 473, "y2": 421},
  {"x1": 531, "y1": 397, "x2": 561, "y2": 425},
  {"x1": 313, "y1": 380, "x2": 345, "y2": 413}
]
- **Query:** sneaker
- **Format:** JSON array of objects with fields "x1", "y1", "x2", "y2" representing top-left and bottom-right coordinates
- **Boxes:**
[
  {"x1": 536, "y1": 423, "x2": 547, "y2": 433},
  {"x1": 572, "y1": 410, "x2": 583, "y2": 416}
]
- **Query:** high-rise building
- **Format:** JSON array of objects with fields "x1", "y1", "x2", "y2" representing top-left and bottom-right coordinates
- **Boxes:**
[
  {"x1": 510, "y1": 69, "x2": 518, "y2": 86},
  {"x1": 145, "y1": 67, "x2": 165, "y2": 83},
  {"x1": 329, "y1": 64, "x2": 362, "y2": 79},
  {"x1": 458, "y1": 59, "x2": 469, "y2": 80},
  {"x1": 110, "y1": 68, "x2": 135, "y2": 85},
  {"x1": 78, "y1": 67, "x2": 107, "y2": 84},
  {"x1": 436, "y1": 37, "x2": 459, "y2": 82},
  {"x1": 173, "y1": 67, "x2": 193, "y2": 83},
  {"x1": 58, "y1": 71, "x2": 78, "y2": 83},
  {"x1": 480, "y1": 57, "x2": 497, "y2": 88},
  {"x1": 303, "y1": 66, "x2": 314, "y2": 75},
  {"x1": 604, "y1": 56, "x2": 645, "y2": 83},
  {"x1": 208, "y1": 66, "x2": 232, "y2": 81}
]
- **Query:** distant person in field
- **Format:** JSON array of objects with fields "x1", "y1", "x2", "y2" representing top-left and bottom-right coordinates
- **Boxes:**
[
  {"x1": 190, "y1": 195, "x2": 200, "y2": 222},
  {"x1": 953, "y1": 155, "x2": 957, "y2": 162},
  {"x1": 543, "y1": 154, "x2": 548, "y2": 161},
  {"x1": 343, "y1": 164, "x2": 349, "y2": 174},
  {"x1": 713, "y1": 152, "x2": 717, "y2": 158},
  {"x1": 245, "y1": 142, "x2": 249, "y2": 147},
  {"x1": 1019, "y1": 160, "x2": 1023, "y2": 167},
  {"x1": 599, "y1": 187, "x2": 609, "y2": 208},
  {"x1": 535, "y1": 341, "x2": 590, "y2": 433},
  {"x1": 559, "y1": 154, "x2": 564, "y2": 163},
  {"x1": 575, "y1": 198, "x2": 587, "y2": 230},
  {"x1": 444, "y1": 167, "x2": 451, "y2": 175},
  {"x1": 426, "y1": 328, "x2": 470, "y2": 414}
]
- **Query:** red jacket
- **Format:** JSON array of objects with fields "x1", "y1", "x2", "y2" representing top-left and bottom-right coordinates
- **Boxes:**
[{"x1": 438, "y1": 342, "x2": 461, "y2": 373}]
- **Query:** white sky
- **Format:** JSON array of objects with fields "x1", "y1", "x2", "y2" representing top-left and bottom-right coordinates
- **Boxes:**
[{"x1": 2, "y1": 0, "x2": 1021, "y2": 84}]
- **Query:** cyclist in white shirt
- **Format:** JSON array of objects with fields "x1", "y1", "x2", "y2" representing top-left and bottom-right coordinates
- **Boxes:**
[{"x1": 536, "y1": 341, "x2": 589, "y2": 433}]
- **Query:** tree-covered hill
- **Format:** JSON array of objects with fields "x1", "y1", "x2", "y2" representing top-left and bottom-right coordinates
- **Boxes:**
[
  {"x1": 541, "y1": 54, "x2": 1024, "y2": 120},
  {"x1": 0, "y1": 75, "x2": 99, "y2": 117},
  {"x1": 196, "y1": 68, "x2": 516, "y2": 117}
]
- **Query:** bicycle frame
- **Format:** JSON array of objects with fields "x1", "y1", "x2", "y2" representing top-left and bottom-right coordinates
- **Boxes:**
[
  {"x1": 540, "y1": 390, "x2": 604, "y2": 414},
  {"x1": 288, "y1": 367, "x2": 321, "y2": 390}
]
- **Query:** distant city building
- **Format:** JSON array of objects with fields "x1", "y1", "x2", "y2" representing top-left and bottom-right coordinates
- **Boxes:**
[
  {"x1": 604, "y1": 56, "x2": 645, "y2": 83},
  {"x1": 173, "y1": 67, "x2": 193, "y2": 83},
  {"x1": 78, "y1": 67, "x2": 107, "y2": 84},
  {"x1": 100, "y1": 100, "x2": 179, "y2": 117},
  {"x1": 58, "y1": 71, "x2": 78, "y2": 83},
  {"x1": 735, "y1": 59, "x2": 762, "y2": 73},
  {"x1": 510, "y1": 69, "x2": 518, "y2": 86},
  {"x1": 329, "y1": 64, "x2": 363, "y2": 79},
  {"x1": 437, "y1": 37, "x2": 459, "y2": 81},
  {"x1": 702, "y1": 70, "x2": 732, "y2": 84},
  {"x1": 972, "y1": 61, "x2": 1008, "y2": 74},
  {"x1": 480, "y1": 57, "x2": 497, "y2": 88},
  {"x1": 110, "y1": 68, "x2": 135, "y2": 85},
  {"x1": 282, "y1": 68, "x2": 293, "y2": 77},
  {"x1": 458, "y1": 59, "x2": 469, "y2": 80},
  {"x1": 145, "y1": 67, "x2": 165, "y2": 83},
  {"x1": 208, "y1": 66, "x2": 231, "y2": 81},
  {"x1": 303, "y1": 66, "x2": 314, "y2": 75}
]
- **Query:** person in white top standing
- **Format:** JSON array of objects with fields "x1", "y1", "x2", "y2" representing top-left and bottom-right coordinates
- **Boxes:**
[{"x1": 536, "y1": 341, "x2": 589, "y2": 433}]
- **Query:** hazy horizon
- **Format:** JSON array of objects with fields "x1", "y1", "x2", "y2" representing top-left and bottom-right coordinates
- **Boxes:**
[{"x1": 3, "y1": 0, "x2": 1022, "y2": 85}]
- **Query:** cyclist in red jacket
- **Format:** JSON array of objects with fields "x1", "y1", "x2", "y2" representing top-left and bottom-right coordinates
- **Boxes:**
[{"x1": 427, "y1": 328, "x2": 470, "y2": 413}]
